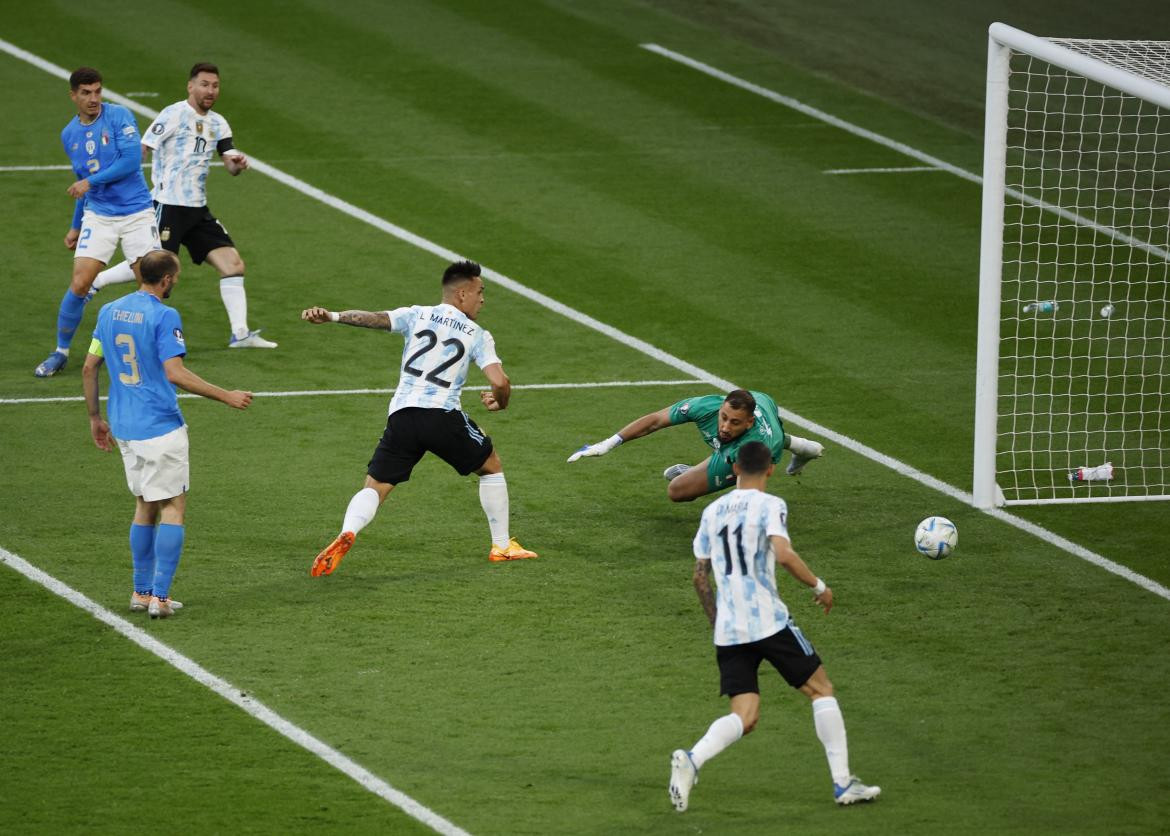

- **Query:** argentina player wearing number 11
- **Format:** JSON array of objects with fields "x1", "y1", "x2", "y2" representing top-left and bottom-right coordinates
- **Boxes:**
[
  {"x1": 668, "y1": 440, "x2": 880, "y2": 813},
  {"x1": 301, "y1": 260, "x2": 538, "y2": 575}
]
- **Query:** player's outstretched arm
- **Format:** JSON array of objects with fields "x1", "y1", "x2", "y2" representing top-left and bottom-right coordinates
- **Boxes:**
[
  {"x1": 480, "y1": 363, "x2": 510, "y2": 411},
  {"x1": 82, "y1": 353, "x2": 114, "y2": 451},
  {"x1": 771, "y1": 535, "x2": 832, "y2": 613},
  {"x1": 164, "y1": 357, "x2": 252, "y2": 410},
  {"x1": 301, "y1": 307, "x2": 391, "y2": 330},
  {"x1": 567, "y1": 406, "x2": 673, "y2": 462}
]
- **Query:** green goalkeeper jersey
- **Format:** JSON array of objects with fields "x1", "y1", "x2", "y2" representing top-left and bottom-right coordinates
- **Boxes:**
[{"x1": 667, "y1": 391, "x2": 787, "y2": 490}]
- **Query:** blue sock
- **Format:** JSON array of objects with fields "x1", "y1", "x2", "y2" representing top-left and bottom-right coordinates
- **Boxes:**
[
  {"x1": 129, "y1": 523, "x2": 156, "y2": 595},
  {"x1": 151, "y1": 524, "x2": 185, "y2": 599},
  {"x1": 56, "y1": 289, "x2": 88, "y2": 350}
]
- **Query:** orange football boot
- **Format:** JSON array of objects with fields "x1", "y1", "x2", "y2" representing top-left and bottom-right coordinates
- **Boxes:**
[
  {"x1": 488, "y1": 538, "x2": 538, "y2": 562},
  {"x1": 311, "y1": 531, "x2": 355, "y2": 576}
]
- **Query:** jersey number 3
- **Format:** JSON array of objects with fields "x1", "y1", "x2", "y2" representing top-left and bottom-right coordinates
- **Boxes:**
[
  {"x1": 115, "y1": 334, "x2": 141, "y2": 385},
  {"x1": 402, "y1": 329, "x2": 465, "y2": 389}
]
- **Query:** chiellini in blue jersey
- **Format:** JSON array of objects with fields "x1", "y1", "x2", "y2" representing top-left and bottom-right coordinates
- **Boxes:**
[{"x1": 82, "y1": 250, "x2": 253, "y2": 618}]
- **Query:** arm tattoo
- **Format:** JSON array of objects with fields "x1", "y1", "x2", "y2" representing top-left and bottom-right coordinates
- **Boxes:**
[
  {"x1": 338, "y1": 310, "x2": 391, "y2": 330},
  {"x1": 693, "y1": 560, "x2": 717, "y2": 627}
]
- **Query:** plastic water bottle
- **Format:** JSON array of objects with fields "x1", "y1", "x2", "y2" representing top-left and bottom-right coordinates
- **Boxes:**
[
  {"x1": 1069, "y1": 462, "x2": 1114, "y2": 482},
  {"x1": 1022, "y1": 301, "x2": 1059, "y2": 313}
]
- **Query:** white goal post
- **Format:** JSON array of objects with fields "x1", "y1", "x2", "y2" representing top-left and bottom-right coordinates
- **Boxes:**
[{"x1": 973, "y1": 22, "x2": 1170, "y2": 508}]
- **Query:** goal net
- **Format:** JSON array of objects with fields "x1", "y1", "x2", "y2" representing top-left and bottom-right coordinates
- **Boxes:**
[{"x1": 973, "y1": 23, "x2": 1170, "y2": 507}]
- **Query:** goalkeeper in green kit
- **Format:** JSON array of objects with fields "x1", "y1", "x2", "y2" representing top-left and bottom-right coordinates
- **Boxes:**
[{"x1": 567, "y1": 388, "x2": 824, "y2": 502}]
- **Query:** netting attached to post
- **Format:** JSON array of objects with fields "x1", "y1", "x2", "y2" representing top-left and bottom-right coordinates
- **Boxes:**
[{"x1": 991, "y1": 35, "x2": 1170, "y2": 504}]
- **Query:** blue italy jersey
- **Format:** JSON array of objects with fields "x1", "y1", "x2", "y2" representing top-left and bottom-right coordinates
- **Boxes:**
[
  {"x1": 90, "y1": 291, "x2": 186, "y2": 441},
  {"x1": 61, "y1": 102, "x2": 152, "y2": 216},
  {"x1": 693, "y1": 488, "x2": 792, "y2": 646}
]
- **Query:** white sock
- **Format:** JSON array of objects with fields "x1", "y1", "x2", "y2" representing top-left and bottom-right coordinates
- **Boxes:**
[
  {"x1": 812, "y1": 696, "x2": 851, "y2": 786},
  {"x1": 341, "y1": 487, "x2": 380, "y2": 536},
  {"x1": 479, "y1": 473, "x2": 509, "y2": 547},
  {"x1": 93, "y1": 260, "x2": 136, "y2": 290},
  {"x1": 219, "y1": 276, "x2": 249, "y2": 340},
  {"x1": 689, "y1": 712, "x2": 744, "y2": 770},
  {"x1": 788, "y1": 435, "x2": 821, "y2": 457}
]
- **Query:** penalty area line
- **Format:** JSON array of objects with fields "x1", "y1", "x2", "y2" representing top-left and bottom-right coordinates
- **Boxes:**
[
  {"x1": 823, "y1": 166, "x2": 943, "y2": 175},
  {"x1": 0, "y1": 544, "x2": 473, "y2": 836},
  {"x1": 0, "y1": 379, "x2": 704, "y2": 405}
]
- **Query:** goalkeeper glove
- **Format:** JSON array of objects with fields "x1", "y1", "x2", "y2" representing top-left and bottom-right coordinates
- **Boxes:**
[{"x1": 567, "y1": 433, "x2": 623, "y2": 463}]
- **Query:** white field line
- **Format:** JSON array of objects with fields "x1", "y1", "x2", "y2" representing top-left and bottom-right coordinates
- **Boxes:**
[
  {"x1": 0, "y1": 545, "x2": 472, "y2": 836},
  {"x1": 0, "y1": 378, "x2": 703, "y2": 405},
  {"x1": 823, "y1": 166, "x2": 943, "y2": 175},
  {"x1": 640, "y1": 43, "x2": 1170, "y2": 262},
  {"x1": 0, "y1": 44, "x2": 1162, "y2": 601}
]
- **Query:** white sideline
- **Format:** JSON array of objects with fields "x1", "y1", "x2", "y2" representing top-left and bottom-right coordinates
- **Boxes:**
[
  {"x1": 640, "y1": 43, "x2": 1170, "y2": 262},
  {"x1": 0, "y1": 379, "x2": 703, "y2": 405},
  {"x1": 0, "y1": 545, "x2": 472, "y2": 836},
  {"x1": 0, "y1": 43, "x2": 1164, "y2": 609}
]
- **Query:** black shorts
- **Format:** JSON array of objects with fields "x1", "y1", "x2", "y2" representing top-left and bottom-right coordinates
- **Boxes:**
[
  {"x1": 367, "y1": 407, "x2": 493, "y2": 485},
  {"x1": 716, "y1": 622, "x2": 823, "y2": 697},
  {"x1": 155, "y1": 202, "x2": 234, "y2": 265}
]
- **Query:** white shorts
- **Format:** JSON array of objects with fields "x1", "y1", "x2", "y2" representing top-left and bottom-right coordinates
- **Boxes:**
[
  {"x1": 76, "y1": 207, "x2": 161, "y2": 265},
  {"x1": 116, "y1": 425, "x2": 190, "y2": 501}
]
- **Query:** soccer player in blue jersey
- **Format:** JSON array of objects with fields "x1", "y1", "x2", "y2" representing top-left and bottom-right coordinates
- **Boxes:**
[
  {"x1": 668, "y1": 441, "x2": 880, "y2": 812},
  {"x1": 301, "y1": 260, "x2": 538, "y2": 575},
  {"x1": 82, "y1": 250, "x2": 252, "y2": 618},
  {"x1": 92, "y1": 62, "x2": 276, "y2": 349},
  {"x1": 36, "y1": 67, "x2": 161, "y2": 378},
  {"x1": 568, "y1": 389, "x2": 824, "y2": 501}
]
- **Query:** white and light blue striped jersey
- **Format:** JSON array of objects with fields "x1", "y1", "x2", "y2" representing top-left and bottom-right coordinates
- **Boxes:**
[
  {"x1": 693, "y1": 488, "x2": 792, "y2": 646},
  {"x1": 143, "y1": 101, "x2": 233, "y2": 207},
  {"x1": 385, "y1": 304, "x2": 500, "y2": 416}
]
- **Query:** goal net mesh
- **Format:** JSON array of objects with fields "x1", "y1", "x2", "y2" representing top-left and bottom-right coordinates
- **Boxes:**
[{"x1": 997, "y1": 39, "x2": 1170, "y2": 503}]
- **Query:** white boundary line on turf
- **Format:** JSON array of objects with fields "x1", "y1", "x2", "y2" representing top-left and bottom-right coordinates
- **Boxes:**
[
  {"x1": 0, "y1": 46, "x2": 1163, "y2": 597},
  {"x1": 0, "y1": 545, "x2": 472, "y2": 836},
  {"x1": 639, "y1": 43, "x2": 1170, "y2": 262},
  {"x1": 0, "y1": 379, "x2": 704, "y2": 405},
  {"x1": 823, "y1": 166, "x2": 943, "y2": 175}
]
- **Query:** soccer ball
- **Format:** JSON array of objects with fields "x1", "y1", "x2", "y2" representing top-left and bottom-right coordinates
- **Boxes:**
[{"x1": 915, "y1": 516, "x2": 957, "y2": 559}]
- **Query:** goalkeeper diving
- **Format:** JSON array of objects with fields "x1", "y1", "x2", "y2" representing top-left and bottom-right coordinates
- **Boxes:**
[{"x1": 567, "y1": 389, "x2": 824, "y2": 502}]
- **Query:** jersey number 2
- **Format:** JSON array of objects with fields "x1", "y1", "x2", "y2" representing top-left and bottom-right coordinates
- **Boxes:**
[{"x1": 402, "y1": 329, "x2": 465, "y2": 389}]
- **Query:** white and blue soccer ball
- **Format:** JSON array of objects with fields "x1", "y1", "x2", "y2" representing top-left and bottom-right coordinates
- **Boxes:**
[{"x1": 915, "y1": 516, "x2": 957, "y2": 559}]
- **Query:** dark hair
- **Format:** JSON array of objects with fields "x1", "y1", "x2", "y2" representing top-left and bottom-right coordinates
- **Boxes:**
[
  {"x1": 442, "y1": 260, "x2": 481, "y2": 287},
  {"x1": 189, "y1": 62, "x2": 220, "y2": 79},
  {"x1": 69, "y1": 67, "x2": 102, "y2": 91},
  {"x1": 735, "y1": 440, "x2": 772, "y2": 475},
  {"x1": 139, "y1": 250, "x2": 180, "y2": 285},
  {"x1": 724, "y1": 389, "x2": 757, "y2": 415}
]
